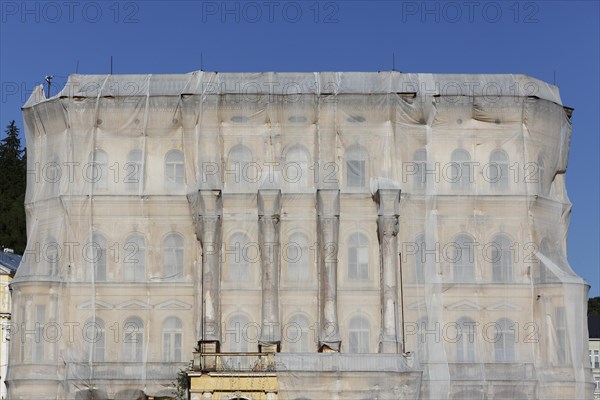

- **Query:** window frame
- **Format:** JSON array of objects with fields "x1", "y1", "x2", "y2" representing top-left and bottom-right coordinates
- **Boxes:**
[
  {"x1": 450, "y1": 149, "x2": 472, "y2": 191},
  {"x1": 124, "y1": 233, "x2": 146, "y2": 282},
  {"x1": 227, "y1": 232, "x2": 252, "y2": 282},
  {"x1": 345, "y1": 145, "x2": 368, "y2": 189},
  {"x1": 494, "y1": 319, "x2": 516, "y2": 363},
  {"x1": 489, "y1": 148, "x2": 509, "y2": 191},
  {"x1": 165, "y1": 149, "x2": 185, "y2": 189},
  {"x1": 347, "y1": 232, "x2": 369, "y2": 281},
  {"x1": 413, "y1": 148, "x2": 427, "y2": 191},
  {"x1": 287, "y1": 314, "x2": 310, "y2": 353},
  {"x1": 85, "y1": 318, "x2": 105, "y2": 362},
  {"x1": 456, "y1": 317, "x2": 476, "y2": 362},
  {"x1": 164, "y1": 233, "x2": 184, "y2": 280},
  {"x1": 88, "y1": 232, "x2": 107, "y2": 282},
  {"x1": 286, "y1": 232, "x2": 310, "y2": 282},
  {"x1": 284, "y1": 145, "x2": 311, "y2": 191},
  {"x1": 491, "y1": 234, "x2": 513, "y2": 283},
  {"x1": 227, "y1": 144, "x2": 253, "y2": 191},
  {"x1": 125, "y1": 149, "x2": 143, "y2": 191},
  {"x1": 90, "y1": 149, "x2": 109, "y2": 190},
  {"x1": 162, "y1": 317, "x2": 183, "y2": 362},
  {"x1": 123, "y1": 317, "x2": 144, "y2": 362},
  {"x1": 348, "y1": 316, "x2": 370, "y2": 353},
  {"x1": 453, "y1": 233, "x2": 475, "y2": 283}
]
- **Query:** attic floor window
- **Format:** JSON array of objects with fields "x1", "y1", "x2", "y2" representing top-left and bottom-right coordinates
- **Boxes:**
[
  {"x1": 288, "y1": 116, "x2": 307, "y2": 123},
  {"x1": 347, "y1": 115, "x2": 365, "y2": 123},
  {"x1": 230, "y1": 116, "x2": 249, "y2": 123}
]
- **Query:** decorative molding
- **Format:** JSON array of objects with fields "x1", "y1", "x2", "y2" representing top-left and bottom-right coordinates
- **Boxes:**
[
  {"x1": 445, "y1": 300, "x2": 482, "y2": 311},
  {"x1": 486, "y1": 301, "x2": 521, "y2": 311},
  {"x1": 155, "y1": 299, "x2": 192, "y2": 310},
  {"x1": 115, "y1": 299, "x2": 152, "y2": 310},
  {"x1": 77, "y1": 299, "x2": 113, "y2": 310}
]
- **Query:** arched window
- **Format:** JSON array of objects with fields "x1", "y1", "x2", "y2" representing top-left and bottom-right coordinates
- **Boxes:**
[
  {"x1": 227, "y1": 315, "x2": 249, "y2": 352},
  {"x1": 227, "y1": 145, "x2": 252, "y2": 190},
  {"x1": 90, "y1": 149, "x2": 108, "y2": 190},
  {"x1": 491, "y1": 234, "x2": 512, "y2": 282},
  {"x1": 87, "y1": 233, "x2": 107, "y2": 282},
  {"x1": 489, "y1": 149, "x2": 509, "y2": 190},
  {"x1": 162, "y1": 317, "x2": 183, "y2": 362},
  {"x1": 228, "y1": 233, "x2": 251, "y2": 281},
  {"x1": 287, "y1": 315, "x2": 310, "y2": 352},
  {"x1": 346, "y1": 145, "x2": 368, "y2": 188},
  {"x1": 165, "y1": 150, "x2": 184, "y2": 189},
  {"x1": 125, "y1": 149, "x2": 143, "y2": 191},
  {"x1": 415, "y1": 234, "x2": 426, "y2": 284},
  {"x1": 124, "y1": 234, "x2": 145, "y2": 282},
  {"x1": 348, "y1": 317, "x2": 370, "y2": 353},
  {"x1": 413, "y1": 149, "x2": 427, "y2": 190},
  {"x1": 348, "y1": 233, "x2": 369, "y2": 280},
  {"x1": 84, "y1": 318, "x2": 105, "y2": 362},
  {"x1": 451, "y1": 149, "x2": 472, "y2": 190},
  {"x1": 123, "y1": 317, "x2": 144, "y2": 362},
  {"x1": 285, "y1": 145, "x2": 310, "y2": 190},
  {"x1": 164, "y1": 233, "x2": 184, "y2": 279},
  {"x1": 494, "y1": 319, "x2": 515, "y2": 362},
  {"x1": 456, "y1": 317, "x2": 476, "y2": 362},
  {"x1": 287, "y1": 233, "x2": 310, "y2": 282},
  {"x1": 453, "y1": 234, "x2": 475, "y2": 282},
  {"x1": 537, "y1": 154, "x2": 546, "y2": 195}
]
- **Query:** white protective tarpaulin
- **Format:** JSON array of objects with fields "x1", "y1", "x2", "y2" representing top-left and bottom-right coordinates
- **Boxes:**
[{"x1": 8, "y1": 71, "x2": 594, "y2": 399}]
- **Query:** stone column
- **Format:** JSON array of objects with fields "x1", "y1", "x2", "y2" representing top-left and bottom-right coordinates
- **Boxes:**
[
  {"x1": 375, "y1": 188, "x2": 402, "y2": 353},
  {"x1": 317, "y1": 189, "x2": 341, "y2": 351},
  {"x1": 188, "y1": 190, "x2": 223, "y2": 345},
  {"x1": 258, "y1": 189, "x2": 282, "y2": 351}
]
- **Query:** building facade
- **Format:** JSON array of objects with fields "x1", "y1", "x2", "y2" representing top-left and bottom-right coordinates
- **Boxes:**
[
  {"x1": 7, "y1": 72, "x2": 594, "y2": 399},
  {"x1": 589, "y1": 316, "x2": 600, "y2": 399},
  {"x1": 0, "y1": 249, "x2": 19, "y2": 399}
]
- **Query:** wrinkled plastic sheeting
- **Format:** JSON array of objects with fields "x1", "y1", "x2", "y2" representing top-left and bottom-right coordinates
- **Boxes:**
[{"x1": 10, "y1": 72, "x2": 594, "y2": 399}]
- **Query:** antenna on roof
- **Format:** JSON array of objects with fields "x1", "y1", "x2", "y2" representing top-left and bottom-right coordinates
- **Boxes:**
[
  {"x1": 553, "y1": 70, "x2": 556, "y2": 85},
  {"x1": 76, "y1": 60, "x2": 79, "y2": 74},
  {"x1": 110, "y1": 56, "x2": 113, "y2": 74},
  {"x1": 200, "y1": 53, "x2": 203, "y2": 71},
  {"x1": 45, "y1": 75, "x2": 53, "y2": 98},
  {"x1": 392, "y1": 53, "x2": 396, "y2": 71}
]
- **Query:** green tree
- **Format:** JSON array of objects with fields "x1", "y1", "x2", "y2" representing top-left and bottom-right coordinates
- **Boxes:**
[
  {"x1": 0, "y1": 120, "x2": 27, "y2": 253},
  {"x1": 589, "y1": 297, "x2": 600, "y2": 316}
]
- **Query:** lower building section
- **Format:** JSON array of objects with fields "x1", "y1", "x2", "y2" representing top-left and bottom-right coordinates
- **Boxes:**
[
  {"x1": 6, "y1": 354, "x2": 595, "y2": 399},
  {"x1": 188, "y1": 351, "x2": 422, "y2": 400},
  {"x1": 186, "y1": 350, "x2": 595, "y2": 400}
]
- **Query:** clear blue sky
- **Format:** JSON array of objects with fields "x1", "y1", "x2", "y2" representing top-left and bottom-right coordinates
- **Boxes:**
[{"x1": 1, "y1": 1, "x2": 598, "y2": 295}]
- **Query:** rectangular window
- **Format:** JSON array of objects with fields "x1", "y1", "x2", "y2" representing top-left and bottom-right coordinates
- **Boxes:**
[
  {"x1": 348, "y1": 246, "x2": 368, "y2": 280},
  {"x1": 556, "y1": 307, "x2": 567, "y2": 365},
  {"x1": 347, "y1": 160, "x2": 365, "y2": 188},
  {"x1": 348, "y1": 330, "x2": 369, "y2": 353},
  {"x1": 34, "y1": 305, "x2": 45, "y2": 362},
  {"x1": 595, "y1": 350, "x2": 599, "y2": 368},
  {"x1": 19, "y1": 306, "x2": 26, "y2": 362}
]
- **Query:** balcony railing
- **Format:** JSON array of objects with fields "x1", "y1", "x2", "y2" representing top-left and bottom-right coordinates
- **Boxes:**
[
  {"x1": 65, "y1": 362, "x2": 189, "y2": 380},
  {"x1": 193, "y1": 352, "x2": 276, "y2": 372}
]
